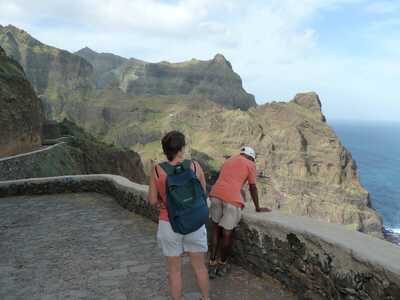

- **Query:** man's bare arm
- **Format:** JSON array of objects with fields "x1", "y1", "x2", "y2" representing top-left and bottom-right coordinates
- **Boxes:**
[{"x1": 249, "y1": 184, "x2": 271, "y2": 212}]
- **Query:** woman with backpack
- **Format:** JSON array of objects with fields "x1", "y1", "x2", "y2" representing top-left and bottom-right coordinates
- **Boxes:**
[{"x1": 148, "y1": 131, "x2": 209, "y2": 300}]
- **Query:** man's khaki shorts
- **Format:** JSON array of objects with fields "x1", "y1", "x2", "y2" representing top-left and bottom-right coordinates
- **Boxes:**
[{"x1": 210, "y1": 197, "x2": 242, "y2": 230}]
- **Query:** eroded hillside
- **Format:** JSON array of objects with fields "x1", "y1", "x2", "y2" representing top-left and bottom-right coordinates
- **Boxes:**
[
  {"x1": 0, "y1": 25, "x2": 94, "y2": 119},
  {"x1": 85, "y1": 91, "x2": 382, "y2": 236}
]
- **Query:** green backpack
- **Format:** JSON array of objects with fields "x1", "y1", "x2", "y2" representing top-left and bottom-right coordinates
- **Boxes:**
[{"x1": 158, "y1": 160, "x2": 209, "y2": 234}]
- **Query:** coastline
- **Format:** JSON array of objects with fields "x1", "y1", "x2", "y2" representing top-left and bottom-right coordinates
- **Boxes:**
[
  {"x1": 331, "y1": 121, "x2": 400, "y2": 248},
  {"x1": 384, "y1": 227, "x2": 400, "y2": 246}
]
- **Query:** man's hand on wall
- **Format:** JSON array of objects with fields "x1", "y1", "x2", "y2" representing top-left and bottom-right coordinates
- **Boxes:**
[{"x1": 256, "y1": 207, "x2": 271, "y2": 213}]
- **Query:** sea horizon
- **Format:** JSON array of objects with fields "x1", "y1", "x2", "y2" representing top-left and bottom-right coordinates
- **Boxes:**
[{"x1": 329, "y1": 118, "x2": 400, "y2": 125}]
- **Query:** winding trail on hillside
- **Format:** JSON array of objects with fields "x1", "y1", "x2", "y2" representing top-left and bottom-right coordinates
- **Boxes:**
[
  {"x1": 0, "y1": 143, "x2": 63, "y2": 162},
  {"x1": 0, "y1": 136, "x2": 74, "y2": 163},
  {"x1": 0, "y1": 193, "x2": 293, "y2": 300}
]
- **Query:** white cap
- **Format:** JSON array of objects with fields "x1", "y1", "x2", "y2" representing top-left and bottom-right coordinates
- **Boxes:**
[{"x1": 240, "y1": 146, "x2": 256, "y2": 160}]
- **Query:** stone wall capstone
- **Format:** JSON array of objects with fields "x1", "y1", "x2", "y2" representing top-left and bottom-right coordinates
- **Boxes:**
[{"x1": 0, "y1": 175, "x2": 399, "y2": 300}]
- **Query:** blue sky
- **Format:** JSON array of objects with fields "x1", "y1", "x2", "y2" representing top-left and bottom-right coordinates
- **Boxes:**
[{"x1": 0, "y1": 0, "x2": 399, "y2": 121}]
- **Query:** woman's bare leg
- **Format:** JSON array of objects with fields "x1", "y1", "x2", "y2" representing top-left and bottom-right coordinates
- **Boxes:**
[
  {"x1": 189, "y1": 252, "x2": 209, "y2": 300},
  {"x1": 166, "y1": 256, "x2": 182, "y2": 300}
]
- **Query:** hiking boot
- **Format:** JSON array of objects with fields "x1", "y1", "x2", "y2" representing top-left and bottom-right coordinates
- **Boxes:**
[
  {"x1": 216, "y1": 261, "x2": 231, "y2": 277},
  {"x1": 208, "y1": 260, "x2": 218, "y2": 280}
]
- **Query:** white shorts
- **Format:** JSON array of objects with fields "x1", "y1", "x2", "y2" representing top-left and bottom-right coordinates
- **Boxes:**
[{"x1": 157, "y1": 220, "x2": 208, "y2": 257}]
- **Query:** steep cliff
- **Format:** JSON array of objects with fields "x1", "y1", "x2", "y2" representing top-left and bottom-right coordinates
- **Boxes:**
[
  {"x1": 75, "y1": 46, "x2": 256, "y2": 110},
  {"x1": 0, "y1": 25, "x2": 94, "y2": 119},
  {"x1": 111, "y1": 54, "x2": 256, "y2": 110},
  {"x1": 75, "y1": 47, "x2": 127, "y2": 88},
  {"x1": 248, "y1": 93, "x2": 382, "y2": 237},
  {"x1": 0, "y1": 45, "x2": 42, "y2": 157}
]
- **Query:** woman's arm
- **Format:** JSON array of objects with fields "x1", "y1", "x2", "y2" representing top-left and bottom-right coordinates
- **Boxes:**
[{"x1": 148, "y1": 166, "x2": 159, "y2": 205}]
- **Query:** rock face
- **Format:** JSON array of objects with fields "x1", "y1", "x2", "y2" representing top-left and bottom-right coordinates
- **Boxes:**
[
  {"x1": 74, "y1": 47, "x2": 256, "y2": 110},
  {"x1": 75, "y1": 47, "x2": 127, "y2": 88},
  {"x1": 0, "y1": 45, "x2": 42, "y2": 157},
  {"x1": 293, "y1": 92, "x2": 326, "y2": 122},
  {"x1": 0, "y1": 25, "x2": 94, "y2": 118},
  {"x1": 249, "y1": 94, "x2": 382, "y2": 237},
  {"x1": 113, "y1": 54, "x2": 256, "y2": 110}
]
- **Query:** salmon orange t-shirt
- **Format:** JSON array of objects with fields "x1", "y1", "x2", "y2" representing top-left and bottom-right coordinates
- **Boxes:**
[{"x1": 210, "y1": 155, "x2": 257, "y2": 208}]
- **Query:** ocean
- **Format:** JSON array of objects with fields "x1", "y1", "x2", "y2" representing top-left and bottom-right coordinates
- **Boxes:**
[{"x1": 331, "y1": 120, "x2": 400, "y2": 237}]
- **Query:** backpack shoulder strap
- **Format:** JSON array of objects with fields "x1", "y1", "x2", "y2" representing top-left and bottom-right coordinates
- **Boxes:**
[
  {"x1": 159, "y1": 162, "x2": 175, "y2": 176},
  {"x1": 182, "y1": 160, "x2": 192, "y2": 171},
  {"x1": 160, "y1": 160, "x2": 194, "y2": 175}
]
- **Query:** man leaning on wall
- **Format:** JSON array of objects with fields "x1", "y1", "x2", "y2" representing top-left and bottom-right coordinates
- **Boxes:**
[{"x1": 208, "y1": 146, "x2": 271, "y2": 279}]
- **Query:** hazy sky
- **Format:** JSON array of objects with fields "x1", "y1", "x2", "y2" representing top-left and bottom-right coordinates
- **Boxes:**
[{"x1": 0, "y1": 0, "x2": 399, "y2": 121}]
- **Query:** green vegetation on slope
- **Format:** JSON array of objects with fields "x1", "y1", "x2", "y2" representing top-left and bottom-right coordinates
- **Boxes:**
[{"x1": 56, "y1": 119, "x2": 147, "y2": 184}]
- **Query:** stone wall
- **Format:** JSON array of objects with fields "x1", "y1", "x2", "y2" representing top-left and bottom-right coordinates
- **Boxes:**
[
  {"x1": 0, "y1": 175, "x2": 399, "y2": 300},
  {"x1": 233, "y1": 212, "x2": 400, "y2": 300}
]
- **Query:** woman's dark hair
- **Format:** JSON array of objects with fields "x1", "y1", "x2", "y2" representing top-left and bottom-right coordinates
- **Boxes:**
[{"x1": 162, "y1": 131, "x2": 186, "y2": 161}]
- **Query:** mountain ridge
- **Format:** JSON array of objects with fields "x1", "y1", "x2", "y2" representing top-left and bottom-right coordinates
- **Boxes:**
[{"x1": 74, "y1": 45, "x2": 256, "y2": 109}]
